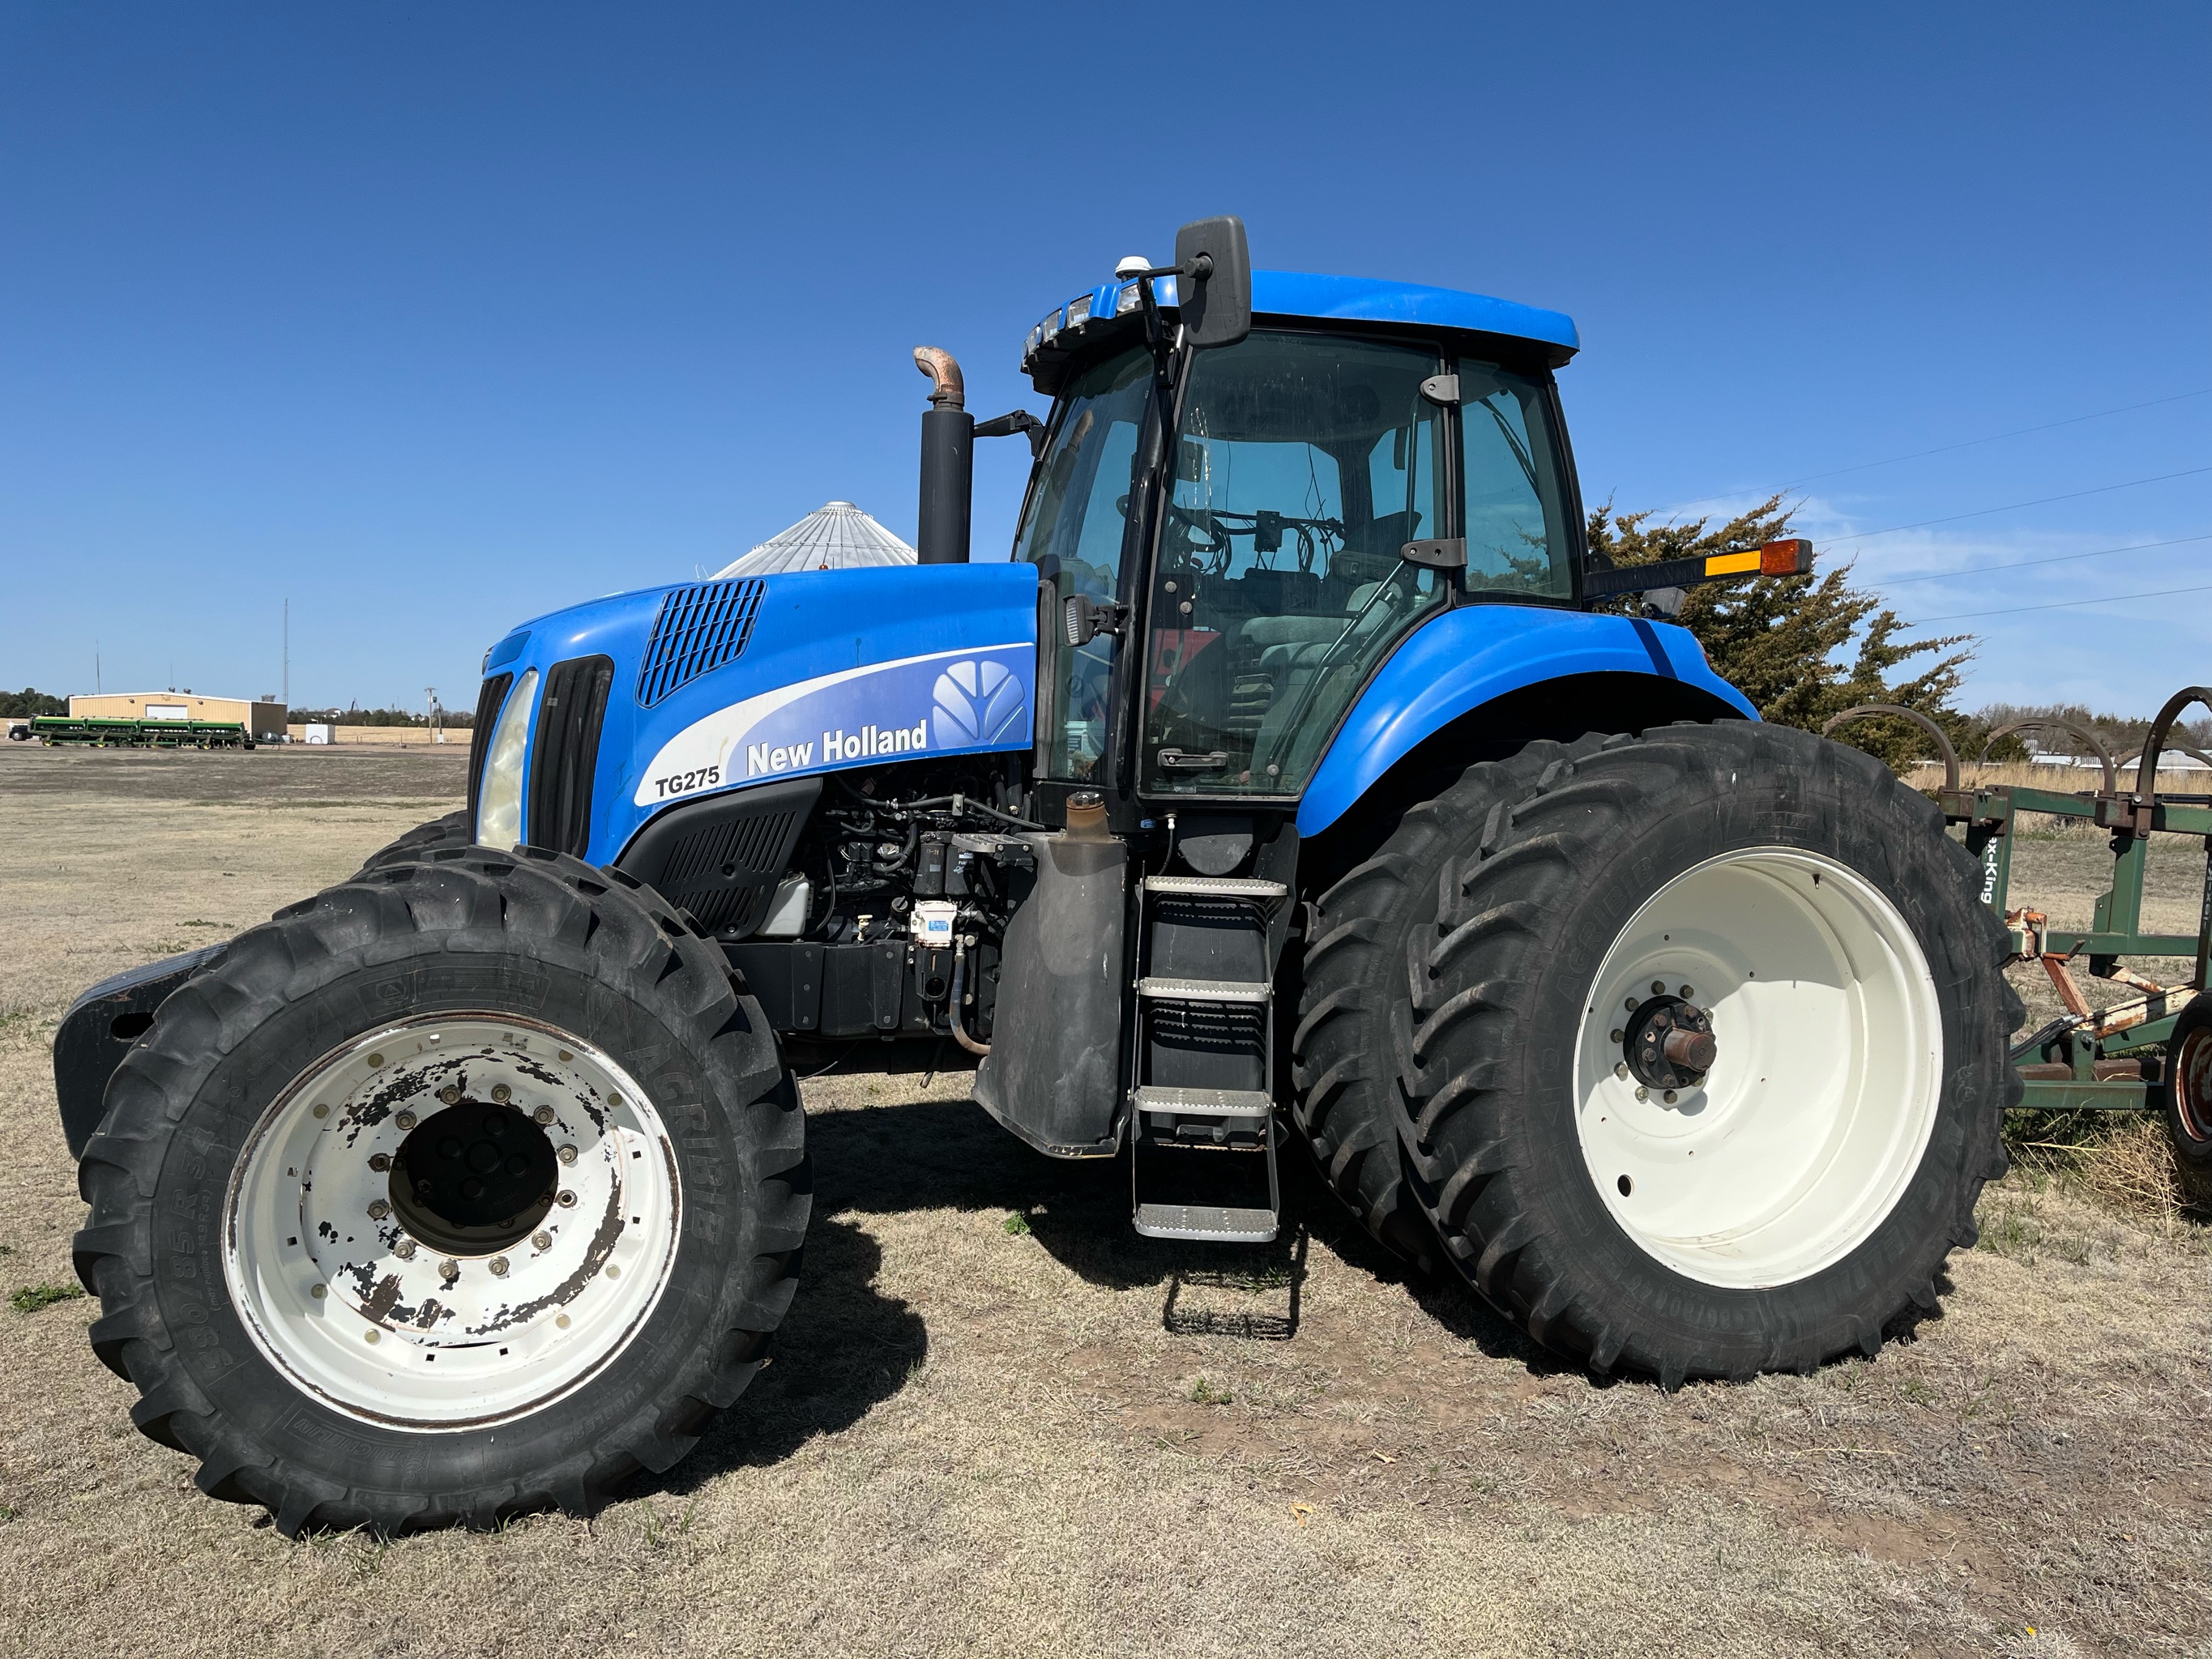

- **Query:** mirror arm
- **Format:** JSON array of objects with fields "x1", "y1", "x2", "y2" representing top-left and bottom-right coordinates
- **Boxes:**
[{"x1": 974, "y1": 409, "x2": 1048, "y2": 460}]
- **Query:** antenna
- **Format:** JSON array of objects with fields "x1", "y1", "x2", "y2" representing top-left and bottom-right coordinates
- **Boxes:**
[
  {"x1": 283, "y1": 598, "x2": 289, "y2": 706},
  {"x1": 95, "y1": 639, "x2": 101, "y2": 694}
]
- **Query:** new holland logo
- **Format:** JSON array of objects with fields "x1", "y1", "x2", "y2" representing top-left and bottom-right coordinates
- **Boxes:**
[
  {"x1": 634, "y1": 644, "x2": 1035, "y2": 808},
  {"x1": 931, "y1": 659, "x2": 1026, "y2": 748}
]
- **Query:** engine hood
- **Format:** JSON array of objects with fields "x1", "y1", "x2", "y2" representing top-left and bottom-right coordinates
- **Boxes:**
[{"x1": 481, "y1": 561, "x2": 1040, "y2": 866}]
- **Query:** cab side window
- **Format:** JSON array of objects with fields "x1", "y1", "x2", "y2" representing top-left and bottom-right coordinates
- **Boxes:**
[{"x1": 1458, "y1": 361, "x2": 1575, "y2": 599}]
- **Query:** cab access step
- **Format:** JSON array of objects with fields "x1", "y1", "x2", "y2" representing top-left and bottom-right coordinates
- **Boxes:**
[{"x1": 1129, "y1": 873, "x2": 1288, "y2": 1243}]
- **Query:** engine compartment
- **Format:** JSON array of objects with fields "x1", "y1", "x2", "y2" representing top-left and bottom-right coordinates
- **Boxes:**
[{"x1": 659, "y1": 757, "x2": 1036, "y2": 1045}]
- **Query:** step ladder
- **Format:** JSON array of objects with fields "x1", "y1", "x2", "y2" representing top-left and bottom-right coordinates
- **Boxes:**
[{"x1": 1129, "y1": 874, "x2": 1287, "y2": 1243}]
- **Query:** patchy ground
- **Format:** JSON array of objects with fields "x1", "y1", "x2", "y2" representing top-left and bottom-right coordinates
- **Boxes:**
[{"x1": 1, "y1": 743, "x2": 2206, "y2": 1657}]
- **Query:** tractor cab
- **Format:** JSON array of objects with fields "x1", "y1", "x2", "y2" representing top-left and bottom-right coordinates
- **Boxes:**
[{"x1": 1000, "y1": 241, "x2": 1585, "y2": 813}]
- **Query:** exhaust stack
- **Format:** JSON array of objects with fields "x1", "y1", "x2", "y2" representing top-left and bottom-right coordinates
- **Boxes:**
[{"x1": 913, "y1": 347, "x2": 972, "y2": 565}]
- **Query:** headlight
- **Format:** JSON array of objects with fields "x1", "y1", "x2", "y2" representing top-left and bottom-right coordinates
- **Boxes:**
[
  {"x1": 1064, "y1": 294, "x2": 1092, "y2": 329},
  {"x1": 475, "y1": 667, "x2": 536, "y2": 849}
]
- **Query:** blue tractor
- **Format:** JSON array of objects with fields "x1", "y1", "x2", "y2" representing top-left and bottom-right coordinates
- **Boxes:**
[{"x1": 57, "y1": 219, "x2": 2018, "y2": 1535}]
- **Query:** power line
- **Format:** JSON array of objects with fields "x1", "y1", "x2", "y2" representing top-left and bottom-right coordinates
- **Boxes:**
[
  {"x1": 1868, "y1": 531, "x2": 2212, "y2": 586},
  {"x1": 1902, "y1": 579, "x2": 2212, "y2": 625},
  {"x1": 1666, "y1": 384, "x2": 2212, "y2": 515},
  {"x1": 1820, "y1": 464, "x2": 2212, "y2": 544},
  {"x1": 1783, "y1": 386, "x2": 2212, "y2": 487}
]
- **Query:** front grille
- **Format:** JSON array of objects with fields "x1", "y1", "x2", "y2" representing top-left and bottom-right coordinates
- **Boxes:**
[
  {"x1": 527, "y1": 655, "x2": 614, "y2": 857},
  {"x1": 636, "y1": 580, "x2": 767, "y2": 706},
  {"x1": 468, "y1": 672, "x2": 514, "y2": 836}
]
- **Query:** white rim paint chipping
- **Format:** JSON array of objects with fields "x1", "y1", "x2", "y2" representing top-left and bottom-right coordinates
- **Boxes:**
[
  {"x1": 1572, "y1": 849, "x2": 1943, "y2": 1289},
  {"x1": 222, "y1": 1014, "x2": 681, "y2": 1431}
]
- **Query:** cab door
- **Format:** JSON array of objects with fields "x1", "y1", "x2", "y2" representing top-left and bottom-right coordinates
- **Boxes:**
[{"x1": 1139, "y1": 330, "x2": 1447, "y2": 799}]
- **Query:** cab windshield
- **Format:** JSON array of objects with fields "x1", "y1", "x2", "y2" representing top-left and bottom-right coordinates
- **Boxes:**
[{"x1": 1014, "y1": 346, "x2": 1154, "y2": 782}]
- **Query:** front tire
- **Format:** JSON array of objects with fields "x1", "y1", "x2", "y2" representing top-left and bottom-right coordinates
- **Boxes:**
[
  {"x1": 1295, "y1": 723, "x2": 2021, "y2": 1385},
  {"x1": 73, "y1": 845, "x2": 809, "y2": 1534}
]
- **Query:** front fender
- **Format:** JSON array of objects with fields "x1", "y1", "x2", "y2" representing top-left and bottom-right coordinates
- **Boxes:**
[{"x1": 1297, "y1": 606, "x2": 1755, "y2": 837}]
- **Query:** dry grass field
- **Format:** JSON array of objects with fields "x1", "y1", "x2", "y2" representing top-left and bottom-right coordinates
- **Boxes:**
[{"x1": 2, "y1": 744, "x2": 2206, "y2": 1657}]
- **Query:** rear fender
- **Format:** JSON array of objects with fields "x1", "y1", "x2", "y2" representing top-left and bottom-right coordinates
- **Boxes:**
[
  {"x1": 53, "y1": 945, "x2": 229, "y2": 1159},
  {"x1": 1297, "y1": 607, "x2": 1754, "y2": 838}
]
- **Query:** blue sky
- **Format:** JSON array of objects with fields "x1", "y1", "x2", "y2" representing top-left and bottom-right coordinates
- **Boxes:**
[{"x1": 2, "y1": 4, "x2": 2205, "y2": 716}]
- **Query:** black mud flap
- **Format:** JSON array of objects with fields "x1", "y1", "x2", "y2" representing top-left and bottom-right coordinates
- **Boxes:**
[{"x1": 53, "y1": 945, "x2": 228, "y2": 1159}]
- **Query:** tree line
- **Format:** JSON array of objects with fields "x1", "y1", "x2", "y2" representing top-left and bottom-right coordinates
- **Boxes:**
[{"x1": 1587, "y1": 495, "x2": 2208, "y2": 771}]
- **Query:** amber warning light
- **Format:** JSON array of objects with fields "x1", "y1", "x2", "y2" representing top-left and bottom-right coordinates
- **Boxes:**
[{"x1": 1582, "y1": 538, "x2": 1814, "y2": 605}]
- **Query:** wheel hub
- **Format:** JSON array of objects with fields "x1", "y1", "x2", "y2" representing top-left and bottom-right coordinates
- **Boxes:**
[
  {"x1": 1621, "y1": 992, "x2": 1716, "y2": 1091},
  {"x1": 390, "y1": 1098, "x2": 558, "y2": 1255}
]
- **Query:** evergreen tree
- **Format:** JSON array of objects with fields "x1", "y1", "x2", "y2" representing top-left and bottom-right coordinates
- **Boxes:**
[{"x1": 1586, "y1": 495, "x2": 1974, "y2": 771}]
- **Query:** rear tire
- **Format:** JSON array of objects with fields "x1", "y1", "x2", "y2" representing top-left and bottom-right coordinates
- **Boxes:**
[
  {"x1": 1294, "y1": 723, "x2": 2021, "y2": 1384},
  {"x1": 73, "y1": 844, "x2": 808, "y2": 1534}
]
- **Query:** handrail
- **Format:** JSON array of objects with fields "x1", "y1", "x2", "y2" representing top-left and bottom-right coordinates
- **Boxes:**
[{"x1": 1821, "y1": 703, "x2": 1960, "y2": 791}]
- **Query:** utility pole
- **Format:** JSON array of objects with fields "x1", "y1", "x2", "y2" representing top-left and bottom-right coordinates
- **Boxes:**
[
  {"x1": 95, "y1": 639, "x2": 101, "y2": 694},
  {"x1": 283, "y1": 598, "x2": 289, "y2": 706}
]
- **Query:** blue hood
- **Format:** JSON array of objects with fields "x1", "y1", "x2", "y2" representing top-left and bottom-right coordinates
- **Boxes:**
[{"x1": 485, "y1": 561, "x2": 1040, "y2": 865}]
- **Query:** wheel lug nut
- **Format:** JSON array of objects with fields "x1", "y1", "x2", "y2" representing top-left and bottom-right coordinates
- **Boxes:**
[
  {"x1": 489, "y1": 1256, "x2": 510, "y2": 1277},
  {"x1": 438, "y1": 1085, "x2": 461, "y2": 1104},
  {"x1": 1624, "y1": 998, "x2": 1638, "y2": 1013},
  {"x1": 395, "y1": 1239, "x2": 417, "y2": 1260},
  {"x1": 557, "y1": 1190, "x2": 577, "y2": 1208},
  {"x1": 1613, "y1": 1063, "x2": 1629, "y2": 1081},
  {"x1": 557, "y1": 1145, "x2": 577, "y2": 1165},
  {"x1": 439, "y1": 1259, "x2": 460, "y2": 1282},
  {"x1": 366, "y1": 1199, "x2": 391, "y2": 1220},
  {"x1": 1663, "y1": 1090, "x2": 1678, "y2": 1104},
  {"x1": 491, "y1": 1083, "x2": 511, "y2": 1103},
  {"x1": 533, "y1": 1231, "x2": 553, "y2": 1251},
  {"x1": 534, "y1": 1105, "x2": 556, "y2": 1126},
  {"x1": 310, "y1": 1283, "x2": 327, "y2": 1299},
  {"x1": 1609, "y1": 1029, "x2": 1624, "y2": 1044},
  {"x1": 369, "y1": 1153, "x2": 391, "y2": 1172},
  {"x1": 395, "y1": 1111, "x2": 417, "y2": 1131},
  {"x1": 1635, "y1": 1086, "x2": 1650, "y2": 1102},
  {"x1": 1650, "y1": 980, "x2": 1666, "y2": 996},
  {"x1": 1679, "y1": 985, "x2": 1695, "y2": 1000},
  {"x1": 311, "y1": 1103, "x2": 329, "y2": 1120}
]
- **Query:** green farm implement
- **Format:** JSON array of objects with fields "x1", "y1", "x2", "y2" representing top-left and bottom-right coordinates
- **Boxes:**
[
  {"x1": 24, "y1": 714, "x2": 254, "y2": 749},
  {"x1": 1830, "y1": 687, "x2": 2212, "y2": 1170}
]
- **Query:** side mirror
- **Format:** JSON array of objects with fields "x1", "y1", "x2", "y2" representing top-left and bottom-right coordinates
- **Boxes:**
[
  {"x1": 1173, "y1": 215, "x2": 1251, "y2": 350},
  {"x1": 1064, "y1": 594, "x2": 1128, "y2": 647}
]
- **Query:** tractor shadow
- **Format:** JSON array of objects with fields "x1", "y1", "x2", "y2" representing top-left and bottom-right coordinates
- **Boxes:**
[
  {"x1": 647, "y1": 1077, "x2": 1576, "y2": 1500},
  {"x1": 794, "y1": 1077, "x2": 1558, "y2": 1372}
]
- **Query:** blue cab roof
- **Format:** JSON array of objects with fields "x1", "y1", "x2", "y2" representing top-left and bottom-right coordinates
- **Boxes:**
[{"x1": 1249, "y1": 270, "x2": 1579, "y2": 356}]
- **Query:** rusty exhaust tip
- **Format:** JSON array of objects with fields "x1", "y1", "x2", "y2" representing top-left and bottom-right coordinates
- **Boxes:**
[{"x1": 912, "y1": 346, "x2": 965, "y2": 411}]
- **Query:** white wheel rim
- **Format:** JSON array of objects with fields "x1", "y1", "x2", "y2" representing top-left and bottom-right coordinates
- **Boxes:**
[
  {"x1": 222, "y1": 1014, "x2": 681, "y2": 1431},
  {"x1": 1572, "y1": 848, "x2": 1942, "y2": 1290}
]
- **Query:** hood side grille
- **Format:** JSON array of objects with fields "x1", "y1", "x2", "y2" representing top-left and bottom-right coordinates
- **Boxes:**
[
  {"x1": 637, "y1": 580, "x2": 767, "y2": 706},
  {"x1": 527, "y1": 655, "x2": 614, "y2": 858}
]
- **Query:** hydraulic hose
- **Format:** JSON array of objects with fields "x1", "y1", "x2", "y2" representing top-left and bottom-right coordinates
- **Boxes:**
[{"x1": 948, "y1": 936, "x2": 990, "y2": 1056}]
